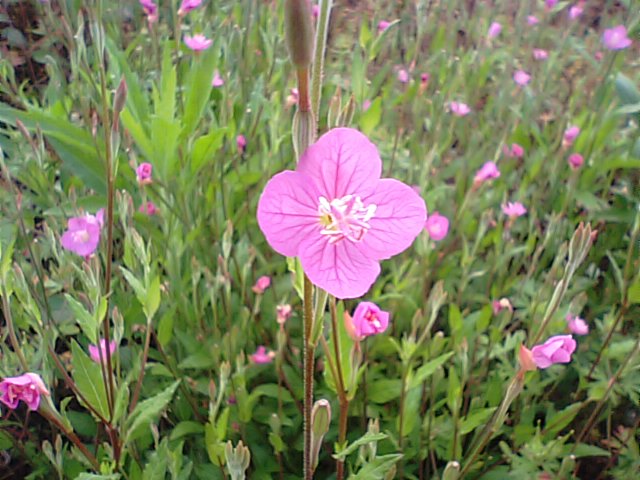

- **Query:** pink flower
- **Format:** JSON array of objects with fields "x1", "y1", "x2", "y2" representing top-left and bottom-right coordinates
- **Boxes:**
[
  {"x1": 425, "y1": 212, "x2": 449, "y2": 241},
  {"x1": 545, "y1": 0, "x2": 559, "y2": 8},
  {"x1": 276, "y1": 304, "x2": 292, "y2": 325},
  {"x1": 256, "y1": 128, "x2": 427, "y2": 299},
  {"x1": 506, "y1": 143, "x2": 524, "y2": 158},
  {"x1": 530, "y1": 335, "x2": 576, "y2": 369},
  {"x1": 184, "y1": 34, "x2": 212, "y2": 51},
  {"x1": 139, "y1": 0, "x2": 158, "y2": 23},
  {"x1": 286, "y1": 88, "x2": 299, "y2": 108},
  {"x1": 568, "y1": 4, "x2": 583, "y2": 19},
  {"x1": 89, "y1": 339, "x2": 117, "y2": 364},
  {"x1": 0, "y1": 373, "x2": 49, "y2": 411},
  {"x1": 563, "y1": 125, "x2": 580, "y2": 146},
  {"x1": 251, "y1": 346, "x2": 274, "y2": 364},
  {"x1": 252, "y1": 275, "x2": 271, "y2": 294},
  {"x1": 139, "y1": 201, "x2": 158, "y2": 216},
  {"x1": 345, "y1": 302, "x2": 389, "y2": 340},
  {"x1": 502, "y1": 201, "x2": 527, "y2": 218},
  {"x1": 449, "y1": 101, "x2": 471, "y2": 117},
  {"x1": 602, "y1": 25, "x2": 632, "y2": 50},
  {"x1": 474, "y1": 161, "x2": 501, "y2": 184},
  {"x1": 236, "y1": 134, "x2": 247, "y2": 153},
  {"x1": 397, "y1": 68, "x2": 409, "y2": 84},
  {"x1": 61, "y1": 210, "x2": 104, "y2": 257},
  {"x1": 178, "y1": 0, "x2": 203, "y2": 16},
  {"x1": 568, "y1": 153, "x2": 584, "y2": 170},
  {"x1": 527, "y1": 16, "x2": 540, "y2": 26},
  {"x1": 492, "y1": 298, "x2": 513, "y2": 315},
  {"x1": 378, "y1": 20, "x2": 391, "y2": 33},
  {"x1": 566, "y1": 314, "x2": 589, "y2": 335},
  {"x1": 362, "y1": 99, "x2": 372, "y2": 111},
  {"x1": 513, "y1": 70, "x2": 531, "y2": 86},
  {"x1": 312, "y1": 4, "x2": 320, "y2": 19},
  {"x1": 212, "y1": 71, "x2": 224, "y2": 87},
  {"x1": 420, "y1": 73, "x2": 430, "y2": 84},
  {"x1": 533, "y1": 48, "x2": 549, "y2": 60},
  {"x1": 136, "y1": 162, "x2": 153, "y2": 185},
  {"x1": 487, "y1": 21, "x2": 502, "y2": 39}
]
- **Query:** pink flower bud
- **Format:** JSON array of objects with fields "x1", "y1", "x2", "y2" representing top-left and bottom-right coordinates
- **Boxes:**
[
  {"x1": 568, "y1": 153, "x2": 584, "y2": 170},
  {"x1": 566, "y1": 314, "x2": 589, "y2": 335},
  {"x1": 563, "y1": 125, "x2": 580, "y2": 146},
  {"x1": 487, "y1": 21, "x2": 502, "y2": 39},
  {"x1": 139, "y1": 201, "x2": 158, "y2": 216},
  {"x1": 378, "y1": 20, "x2": 391, "y2": 33},
  {"x1": 252, "y1": 275, "x2": 271, "y2": 294},
  {"x1": 346, "y1": 302, "x2": 390, "y2": 340},
  {"x1": 250, "y1": 346, "x2": 275, "y2": 364},
  {"x1": 518, "y1": 345, "x2": 537, "y2": 372},
  {"x1": 449, "y1": 101, "x2": 471, "y2": 117},
  {"x1": 89, "y1": 339, "x2": 118, "y2": 364},
  {"x1": 236, "y1": 134, "x2": 247, "y2": 153},
  {"x1": 425, "y1": 212, "x2": 449, "y2": 241},
  {"x1": 474, "y1": 161, "x2": 501, "y2": 184},
  {"x1": 136, "y1": 162, "x2": 153, "y2": 185},
  {"x1": 276, "y1": 304, "x2": 292, "y2": 325}
]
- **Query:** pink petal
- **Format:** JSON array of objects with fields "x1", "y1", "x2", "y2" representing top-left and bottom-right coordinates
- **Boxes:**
[
  {"x1": 361, "y1": 179, "x2": 427, "y2": 259},
  {"x1": 299, "y1": 235, "x2": 380, "y2": 299},
  {"x1": 297, "y1": 128, "x2": 381, "y2": 199},
  {"x1": 257, "y1": 171, "x2": 322, "y2": 257}
]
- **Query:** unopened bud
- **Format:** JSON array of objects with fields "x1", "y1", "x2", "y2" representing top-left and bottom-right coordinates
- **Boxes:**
[
  {"x1": 442, "y1": 461, "x2": 461, "y2": 480},
  {"x1": 518, "y1": 345, "x2": 537, "y2": 373},
  {"x1": 224, "y1": 440, "x2": 251, "y2": 480},
  {"x1": 284, "y1": 0, "x2": 315, "y2": 68},
  {"x1": 114, "y1": 77, "x2": 127, "y2": 114},
  {"x1": 310, "y1": 399, "x2": 331, "y2": 472}
]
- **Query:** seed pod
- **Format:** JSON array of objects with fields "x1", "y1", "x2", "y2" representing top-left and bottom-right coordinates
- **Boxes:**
[{"x1": 284, "y1": 0, "x2": 315, "y2": 68}]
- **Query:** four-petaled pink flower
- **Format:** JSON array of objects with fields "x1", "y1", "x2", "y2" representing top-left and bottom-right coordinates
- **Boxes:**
[
  {"x1": 257, "y1": 128, "x2": 427, "y2": 299},
  {"x1": 474, "y1": 161, "x2": 501, "y2": 185},
  {"x1": 276, "y1": 304, "x2": 292, "y2": 325},
  {"x1": 345, "y1": 302, "x2": 390, "y2": 340},
  {"x1": 487, "y1": 21, "x2": 502, "y2": 39},
  {"x1": 61, "y1": 209, "x2": 104, "y2": 257},
  {"x1": 566, "y1": 314, "x2": 589, "y2": 335},
  {"x1": 212, "y1": 71, "x2": 225, "y2": 87},
  {"x1": 378, "y1": 20, "x2": 391, "y2": 33},
  {"x1": 602, "y1": 25, "x2": 632, "y2": 50},
  {"x1": 0, "y1": 373, "x2": 49, "y2": 411},
  {"x1": 252, "y1": 275, "x2": 271, "y2": 294},
  {"x1": 136, "y1": 162, "x2": 153, "y2": 185},
  {"x1": 568, "y1": 153, "x2": 584, "y2": 170},
  {"x1": 563, "y1": 125, "x2": 580, "y2": 146},
  {"x1": 178, "y1": 0, "x2": 203, "y2": 16},
  {"x1": 527, "y1": 16, "x2": 539, "y2": 26},
  {"x1": 449, "y1": 101, "x2": 471, "y2": 117},
  {"x1": 236, "y1": 134, "x2": 247, "y2": 153},
  {"x1": 425, "y1": 212, "x2": 449, "y2": 241},
  {"x1": 184, "y1": 34, "x2": 212, "y2": 51},
  {"x1": 139, "y1": 201, "x2": 158, "y2": 216},
  {"x1": 251, "y1": 346, "x2": 275, "y2": 364},
  {"x1": 533, "y1": 48, "x2": 549, "y2": 60},
  {"x1": 530, "y1": 335, "x2": 576, "y2": 369},
  {"x1": 513, "y1": 70, "x2": 531, "y2": 86},
  {"x1": 89, "y1": 339, "x2": 118, "y2": 364},
  {"x1": 502, "y1": 201, "x2": 527, "y2": 219}
]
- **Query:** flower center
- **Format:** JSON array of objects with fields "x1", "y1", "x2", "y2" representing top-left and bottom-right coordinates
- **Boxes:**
[
  {"x1": 364, "y1": 309, "x2": 381, "y2": 329},
  {"x1": 72, "y1": 229, "x2": 91, "y2": 244},
  {"x1": 318, "y1": 195, "x2": 376, "y2": 244}
]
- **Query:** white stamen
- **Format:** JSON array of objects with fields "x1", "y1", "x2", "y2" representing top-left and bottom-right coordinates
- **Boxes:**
[{"x1": 318, "y1": 195, "x2": 377, "y2": 244}]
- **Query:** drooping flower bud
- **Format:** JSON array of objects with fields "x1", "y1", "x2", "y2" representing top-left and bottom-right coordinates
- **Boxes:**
[
  {"x1": 310, "y1": 399, "x2": 331, "y2": 472},
  {"x1": 284, "y1": 0, "x2": 315, "y2": 68}
]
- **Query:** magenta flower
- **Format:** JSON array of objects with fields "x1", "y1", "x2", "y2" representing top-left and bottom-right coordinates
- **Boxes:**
[
  {"x1": 139, "y1": 201, "x2": 158, "y2": 216},
  {"x1": 420, "y1": 73, "x2": 430, "y2": 84},
  {"x1": 533, "y1": 48, "x2": 549, "y2": 60},
  {"x1": 397, "y1": 68, "x2": 409, "y2": 84},
  {"x1": 184, "y1": 34, "x2": 212, "y2": 51},
  {"x1": 563, "y1": 125, "x2": 580, "y2": 146},
  {"x1": 139, "y1": 0, "x2": 158, "y2": 23},
  {"x1": 487, "y1": 21, "x2": 502, "y2": 39},
  {"x1": 178, "y1": 0, "x2": 203, "y2": 16},
  {"x1": 602, "y1": 25, "x2": 632, "y2": 50},
  {"x1": 276, "y1": 304, "x2": 292, "y2": 325},
  {"x1": 236, "y1": 134, "x2": 247, "y2": 153},
  {"x1": 89, "y1": 339, "x2": 117, "y2": 364},
  {"x1": 474, "y1": 161, "x2": 501, "y2": 184},
  {"x1": 345, "y1": 302, "x2": 390, "y2": 340},
  {"x1": 312, "y1": 4, "x2": 320, "y2": 19},
  {"x1": 492, "y1": 298, "x2": 513, "y2": 315},
  {"x1": 449, "y1": 101, "x2": 471, "y2": 117},
  {"x1": 568, "y1": 153, "x2": 584, "y2": 170},
  {"x1": 513, "y1": 70, "x2": 531, "y2": 86},
  {"x1": 566, "y1": 314, "x2": 589, "y2": 335},
  {"x1": 378, "y1": 20, "x2": 391, "y2": 33},
  {"x1": 212, "y1": 71, "x2": 225, "y2": 87},
  {"x1": 61, "y1": 210, "x2": 104, "y2": 257},
  {"x1": 136, "y1": 162, "x2": 153, "y2": 185},
  {"x1": 527, "y1": 15, "x2": 539, "y2": 26},
  {"x1": 251, "y1": 346, "x2": 274, "y2": 364},
  {"x1": 545, "y1": 0, "x2": 559, "y2": 8},
  {"x1": 568, "y1": 4, "x2": 583, "y2": 19},
  {"x1": 502, "y1": 201, "x2": 527, "y2": 218},
  {"x1": 507, "y1": 143, "x2": 524, "y2": 158},
  {"x1": 0, "y1": 373, "x2": 49, "y2": 411},
  {"x1": 252, "y1": 275, "x2": 271, "y2": 294},
  {"x1": 257, "y1": 128, "x2": 427, "y2": 299},
  {"x1": 531, "y1": 335, "x2": 576, "y2": 369},
  {"x1": 425, "y1": 212, "x2": 449, "y2": 241}
]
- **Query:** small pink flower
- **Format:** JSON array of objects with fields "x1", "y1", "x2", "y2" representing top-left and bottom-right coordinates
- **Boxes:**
[
  {"x1": 425, "y1": 212, "x2": 449, "y2": 241},
  {"x1": 533, "y1": 48, "x2": 549, "y2": 60},
  {"x1": 492, "y1": 298, "x2": 513, "y2": 315},
  {"x1": 139, "y1": 0, "x2": 158, "y2": 23},
  {"x1": 474, "y1": 161, "x2": 501, "y2": 184},
  {"x1": 184, "y1": 34, "x2": 212, "y2": 51},
  {"x1": 568, "y1": 4, "x2": 583, "y2": 19},
  {"x1": 345, "y1": 302, "x2": 390, "y2": 340},
  {"x1": 312, "y1": 4, "x2": 320, "y2": 19},
  {"x1": 531, "y1": 335, "x2": 576, "y2": 369},
  {"x1": 487, "y1": 21, "x2": 502, "y2": 39},
  {"x1": 136, "y1": 162, "x2": 153, "y2": 185},
  {"x1": 527, "y1": 16, "x2": 539, "y2": 26},
  {"x1": 89, "y1": 339, "x2": 118, "y2": 364},
  {"x1": 507, "y1": 143, "x2": 524, "y2": 158},
  {"x1": 212, "y1": 71, "x2": 224, "y2": 87},
  {"x1": 139, "y1": 201, "x2": 158, "y2": 215},
  {"x1": 276, "y1": 304, "x2": 292, "y2": 325},
  {"x1": 378, "y1": 20, "x2": 391, "y2": 33},
  {"x1": 178, "y1": 0, "x2": 203, "y2": 16},
  {"x1": 0, "y1": 373, "x2": 50, "y2": 411},
  {"x1": 362, "y1": 99, "x2": 372, "y2": 111},
  {"x1": 397, "y1": 68, "x2": 410, "y2": 84},
  {"x1": 602, "y1": 25, "x2": 632, "y2": 50},
  {"x1": 250, "y1": 346, "x2": 275, "y2": 364},
  {"x1": 420, "y1": 73, "x2": 430, "y2": 84},
  {"x1": 236, "y1": 134, "x2": 247, "y2": 153},
  {"x1": 502, "y1": 201, "x2": 527, "y2": 219},
  {"x1": 257, "y1": 128, "x2": 426, "y2": 299},
  {"x1": 513, "y1": 70, "x2": 531, "y2": 86},
  {"x1": 566, "y1": 314, "x2": 589, "y2": 335},
  {"x1": 563, "y1": 125, "x2": 580, "y2": 146},
  {"x1": 449, "y1": 101, "x2": 471, "y2": 117},
  {"x1": 568, "y1": 153, "x2": 584, "y2": 170},
  {"x1": 594, "y1": 51, "x2": 603, "y2": 61},
  {"x1": 545, "y1": 0, "x2": 559, "y2": 9},
  {"x1": 252, "y1": 275, "x2": 271, "y2": 294},
  {"x1": 61, "y1": 210, "x2": 104, "y2": 257},
  {"x1": 286, "y1": 88, "x2": 299, "y2": 108}
]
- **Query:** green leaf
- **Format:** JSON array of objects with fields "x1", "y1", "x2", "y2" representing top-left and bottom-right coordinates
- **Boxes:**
[
  {"x1": 409, "y1": 352, "x2": 454, "y2": 389},
  {"x1": 71, "y1": 341, "x2": 110, "y2": 420},
  {"x1": 74, "y1": 474, "x2": 120, "y2": 480},
  {"x1": 333, "y1": 432, "x2": 388, "y2": 460},
  {"x1": 615, "y1": 73, "x2": 640, "y2": 122},
  {"x1": 349, "y1": 453, "x2": 403, "y2": 479},
  {"x1": 628, "y1": 279, "x2": 640, "y2": 305},
  {"x1": 368, "y1": 379, "x2": 402, "y2": 403},
  {"x1": 570, "y1": 444, "x2": 611, "y2": 458},
  {"x1": 65, "y1": 295, "x2": 98, "y2": 344},
  {"x1": 543, "y1": 403, "x2": 584, "y2": 440},
  {"x1": 145, "y1": 275, "x2": 161, "y2": 320},
  {"x1": 182, "y1": 46, "x2": 218, "y2": 138},
  {"x1": 169, "y1": 421, "x2": 204, "y2": 441},
  {"x1": 359, "y1": 97, "x2": 382, "y2": 136},
  {"x1": 125, "y1": 381, "x2": 180, "y2": 442},
  {"x1": 460, "y1": 407, "x2": 497, "y2": 435}
]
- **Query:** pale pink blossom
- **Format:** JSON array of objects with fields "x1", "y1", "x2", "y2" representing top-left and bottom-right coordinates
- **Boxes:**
[
  {"x1": 474, "y1": 161, "x2": 501, "y2": 184},
  {"x1": 527, "y1": 16, "x2": 539, "y2": 26},
  {"x1": 513, "y1": 70, "x2": 531, "y2": 86},
  {"x1": 568, "y1": 4, "x2": 583, "y2": 19},
  {"x1": 139, "y1": 201, "x2": 158, "y2": 216},
  {"x1": 345, "y1": 302, "x2": 389, "y2": 340},
  {"x1": 136, "y1": 162, "x2": 153, "y2": 185},
  {"x1": 449, "y1": 101, "x2": 471, "y2": 117},
  {"x1": 502, "y1": 201, "x2": 527, "y2": 219},
  {"x1": 533, "y1": 48, "x2": 549, "y2": 60},
  {"x1": 563, "y1": 125, "x2": 580, "y2": 146},
  {"x1": 250, "y1": 346, "x2": 275, "y2": 364},
  {"x1": 531, "y1": 335, "x2": 576, "y2": 369},
  {"x1": 566, "y1": 314, "x2": 589, "y2": 335},
  {"x1": 212, "y1": 71, "x2": 224, "y2": 87},
  {"x1": 505, "y1": 143, "x2": 524, "y2": 158},
  {"x1": 425, "y1": 212, "x2": 449, "y2": 241},
  {"x1": 61, "y1": 210, "x2": 104, "y2": 257},
  {"x1": 487, "y1": 21, "x2": 502, "y2": 39},
  {"x1": 602, "y1": 25, "x2": 632, "y2": 50},
  {"x1": 252, "y1": 275, "x2": 271, "y2": 294},
  {"x1": 0, "y1": 373, "x2": 49, "y2": 411},
  {"x1": 397, "y1": 68, "x2": 410, "y2": 83},
  {"x1": 276, "y1": 304, "x2": 292, "y2": 325},
  {"x1": 89, "y1": 339, "x2": 118, "y2": 364},
  {"x1": 178, "y1": 0, "x2": 203, "y2": 16},
  {"x1": 184, "y1": 34, "x2": 212, "y2": 51},
  {"x1": 568, "y1": 153, "x2": 584, "y2": 170},
  {"x1": 378, "y1": 20, "x2": 391, "y2": 33},
  {"x1": 492, "y1": 298, "x2": 513, "y2": 315}
]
